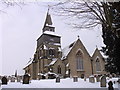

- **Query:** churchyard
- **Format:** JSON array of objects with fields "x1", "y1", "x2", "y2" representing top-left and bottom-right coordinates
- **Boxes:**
[{"x1": 0, "y1": 74, "x2": 120, "y2": 89}]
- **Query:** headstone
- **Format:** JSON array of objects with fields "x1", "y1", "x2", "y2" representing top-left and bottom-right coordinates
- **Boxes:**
[
  {"x1": 108, "y1": 81, "x2": 114, "y2": 90},
  {"x1": 118, "y1": 79, "x2": 120, "y2": 84},
  {"x1": 11, "y1": 77, "x2": 15, "y2": 82},
  {"x1": 109, "y1": 74, "x2": 112, "y2": 78},
  {"x1": 84, "y1": 77, "x2": 86, "y2": 81},
  {"x1": 56, "y1": 76, "x2": 60, "y2": 83},
  {"x1": 23, "y1": 74, "x2": 30, "y2": 84},
  {"x1": 73, "y1": 76, "x2": 78, "y2": 82},
  {"x1": 100, "y1": 76, "x2": 106, "y2": 87},
  {"x1": 113, "y1": 81, "x2": 115, "y2": 84},
  {"x1": 89, "y1": 76, "x2": 95, "y2": 83},
  {"x1": 17, "y1": 77, "x2": 21, "y2": 82},
  {"x1": 112, "y1": 73, "x2": 116, "y2": 77},
  {"x1": 1, "y1": 77, "x2": 8, "y2": 85},
  {"x1": 45, "y1": 74, "x2": 48, "y2": 79},
  {"x1": 96, "y1": 75, "x2": 100, "y2": 82},
  {"x1": 0, "y1": 80, "x2": 2, "y2": 87}
]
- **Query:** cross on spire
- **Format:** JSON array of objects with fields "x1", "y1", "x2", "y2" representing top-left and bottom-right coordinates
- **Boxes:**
[
  {"x1": 48, "y1": 5, "x2": 50, "y2": 13},
  {"x1": 96, "y1": 45, "x2": 98, "y2": 48}
]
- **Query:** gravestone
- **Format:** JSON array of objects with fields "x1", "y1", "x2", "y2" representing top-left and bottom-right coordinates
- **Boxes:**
[
  {"x1": 109, "y1": 74, "x2": 112, "y2": 78},
  {"x1": 84, "y1": 77, "x2": 86, "y2": 81},
  {"x1": 45, "y1": 74, "x2": 48, "y2": 79},
  {"x1": 89, "y1": 76, "x2": 95, "y2": 83},
  {"x1": 118, "y1": 79, "x2": 120, "y2": 84},
  {"x1": 100, "y1": 76, "x2": 106, "y2": 87},
  {"x1": 2, "y1": 77, "x2": 8, "y2": 85},
  {"x1": 0, "y1": 80, "x2": 2, "y2": 87},
  {"x1": 113, "y1": 81, "x2": 116, "y2": 84},
  {"x1": 17, "y1": 77, "x2": 21, "y2": 82},
  {"x1": 23, "y1": 74, "x2": 30, "y2": 84},
  {"x1": 108, "y1": 81, "x2": 114, "y2": 90},
  {"x1": 112, "y1": 73, "x2": 116, "y2": 77},
  {"x1": 73, "y1": 76, "x2": 78, "y2": 82},
  {"x1": 96, "y1": 75, "x2": 100, "y2": 82},
  {"x1": 56, "y1": 76, "x2": 60, "y2": 83},
  {"x1": 11, "y1": 77, "x2": 15, "y2": 82}
]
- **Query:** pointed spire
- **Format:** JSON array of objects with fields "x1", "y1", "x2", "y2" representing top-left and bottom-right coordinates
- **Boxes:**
[
  {"x1": 42, "y1": 8, "x2": 55, "y2": 33},
  {"x1": 44, "y1": 8, "x2": 52, "y2": 26}
]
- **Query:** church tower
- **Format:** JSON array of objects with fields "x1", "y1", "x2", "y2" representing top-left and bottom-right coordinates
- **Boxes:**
[{"x1": 32, "y1": 10, "x2": 62, "y2": 79}]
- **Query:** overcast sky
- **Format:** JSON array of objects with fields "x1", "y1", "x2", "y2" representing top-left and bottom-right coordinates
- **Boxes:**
[{"x1": 0, "y1": 1, "x2": 105, "y2": 75}]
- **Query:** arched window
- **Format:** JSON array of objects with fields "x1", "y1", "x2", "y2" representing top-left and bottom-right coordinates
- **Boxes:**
[
  {"x1": 57, "y1": 65, "x2": 61, "y2": 74},
  {"x1": 49, "y1": 49, "x2": 54, "y2": 56},
  {"x1": 76, "y1": 50, "x2": 84, "y2": 70},
  {"x1": 96, "y1": 58, "x2": 101, "y2": 71}
]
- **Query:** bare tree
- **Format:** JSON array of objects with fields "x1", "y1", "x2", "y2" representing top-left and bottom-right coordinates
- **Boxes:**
[
  {"x1": 51, "y1": 1, "x2": 119, "y2": 33},
  {"x1": 0, "y1": 0, "x2": 26, "y2": 13}
]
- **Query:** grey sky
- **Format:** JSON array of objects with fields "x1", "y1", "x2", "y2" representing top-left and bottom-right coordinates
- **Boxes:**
[{"x1": 0, "y1": 2, "x2": 104, "y2": 75}]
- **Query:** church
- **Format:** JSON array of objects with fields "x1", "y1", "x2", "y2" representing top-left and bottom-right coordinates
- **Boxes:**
[{"x1": 23, "y1": 11, "x2": 107, "y2": 80}]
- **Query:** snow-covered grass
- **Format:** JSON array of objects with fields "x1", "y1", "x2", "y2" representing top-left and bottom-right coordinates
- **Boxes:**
[{"x1": 1, "y1": 78, "x2": 119, "y2": 88}]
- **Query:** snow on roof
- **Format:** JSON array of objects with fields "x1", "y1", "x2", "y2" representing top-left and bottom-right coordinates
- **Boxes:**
[
  {"x1": 66, "y1": 71, "x2": 69, "y2": 74},
  {"x1": 100, "y1": 51, "x2": 108, "y2": 59},
  {"x1": 62, "y1": 41, "x2": 76, "y2": 60},
  {"x1": 49, "y1": 58, "x2": 57, "y2": 66},
  {"x1": 53, "y1": 43, "x2": 61, "y2": 46},
  {"x1": 38, "y1": 73, "x2": 44, "y2": 76},
  {"x1": 24, "y1": 58, "x2": 33, "y2": 68},
  {"x1": 49, "y1": 47, "x2": 55, "y2": 49},
  {"x1": 47, "y1": 72, "x2": 57, "y2": 75},
  {"x1": 43, "y1": 45, "x2": 48, "y2": 50},
  {"x1": 66, "y1": 63, "x2": 69, "y2": 67},
  {"x1": 58, "y1": 47, "x2": 61, "y2": 52},
  {"x1": 43, "y1": 31, "x2": 61, "y2": 37},
  {"x1": 91, "y1": 47, "x2": 108, "y2": 59}
]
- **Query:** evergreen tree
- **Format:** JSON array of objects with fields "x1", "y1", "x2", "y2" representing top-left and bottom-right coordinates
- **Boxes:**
[{"x1": 102, "y1": 2, "x2": 120, "y2": 74}]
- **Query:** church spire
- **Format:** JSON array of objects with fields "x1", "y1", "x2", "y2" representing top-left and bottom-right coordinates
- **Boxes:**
[
  {"x1": 42, "y1": 8, "x2": 55, "y2": 33},
  {"x1": 44, "y1": 9, "x2": 52, "y2": 26}
]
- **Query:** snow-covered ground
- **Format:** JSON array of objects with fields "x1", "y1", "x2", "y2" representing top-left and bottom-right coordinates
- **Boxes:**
[{"x1": 1, "y1": 78, "x2": 119, "y2": 89}]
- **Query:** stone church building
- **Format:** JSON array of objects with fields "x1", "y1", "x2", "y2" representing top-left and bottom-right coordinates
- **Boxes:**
[{"x1": 24, "y1": 11, "x2": 107, "y2": 80}]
